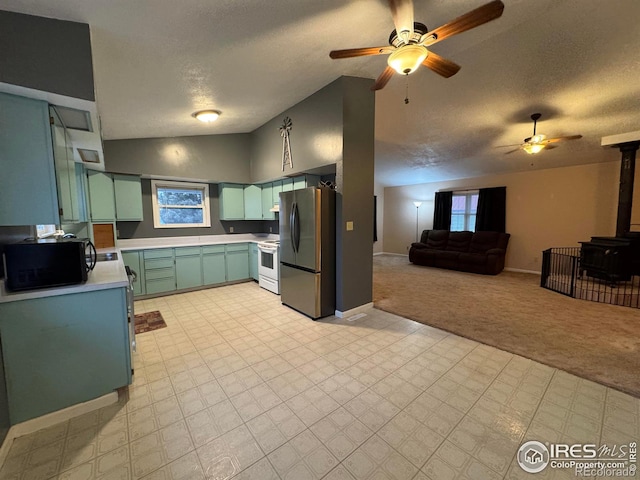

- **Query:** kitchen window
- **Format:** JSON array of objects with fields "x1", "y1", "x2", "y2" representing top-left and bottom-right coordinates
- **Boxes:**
[
  {"x1": 151, "y1": 180, "x2": 211, "y2": 228},
  {"x1": 451, "y1": 191, "x2": 478, "y2": 231}
]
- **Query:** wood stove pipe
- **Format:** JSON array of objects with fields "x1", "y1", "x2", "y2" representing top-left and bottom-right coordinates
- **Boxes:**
[{"x1": 615, "y1": 143, "x2": 639, "y2": 237}]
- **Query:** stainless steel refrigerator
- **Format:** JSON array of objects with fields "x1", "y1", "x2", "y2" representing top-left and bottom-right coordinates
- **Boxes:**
[{"x1": 279, "y1": 186, "x2": 335, "y2": 319}]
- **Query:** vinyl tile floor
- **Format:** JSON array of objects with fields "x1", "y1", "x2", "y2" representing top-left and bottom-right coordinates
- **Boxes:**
[{"x1": 1, "y1": 282, "x2": 638, "y2": 480}]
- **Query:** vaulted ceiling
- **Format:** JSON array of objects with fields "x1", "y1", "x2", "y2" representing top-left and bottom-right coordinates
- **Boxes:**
[{"x1": 2, "y1": 0, "x2": 639, "y2": 186}]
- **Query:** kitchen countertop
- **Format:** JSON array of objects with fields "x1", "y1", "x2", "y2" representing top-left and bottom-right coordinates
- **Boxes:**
[
  {"x1": 117, "y1": 233, "x2": 279, "y2": 251},
  {"x1": 0, "y1": 253, "x2": 129, "y2": 304}
]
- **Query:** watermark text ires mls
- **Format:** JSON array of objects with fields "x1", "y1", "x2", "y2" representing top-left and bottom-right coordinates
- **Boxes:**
[{"x1": 517, "y1": 440, "x2": 637, "y2": 477}]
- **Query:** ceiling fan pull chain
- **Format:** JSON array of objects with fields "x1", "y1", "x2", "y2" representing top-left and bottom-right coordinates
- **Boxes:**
[{"x1": 404, "y1": 75, "x2": 410, "y2": 104}]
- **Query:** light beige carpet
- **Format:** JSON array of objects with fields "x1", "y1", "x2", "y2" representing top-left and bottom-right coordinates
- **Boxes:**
[{"x1": 373, "y1": 254, "x2": 640, "y2": 397}]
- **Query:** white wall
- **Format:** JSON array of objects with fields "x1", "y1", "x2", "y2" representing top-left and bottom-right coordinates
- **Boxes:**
[{"x1": 382, "y1": 161, "x2": 620, "y2": 272}]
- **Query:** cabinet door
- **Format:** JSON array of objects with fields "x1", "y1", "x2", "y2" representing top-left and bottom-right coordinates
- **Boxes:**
[
  {"x1": 176, "y1": 255, "x2": 203, "y2": 290},
  {"x1": 305, "y1": 175, "x2": 320, "y2": 188},
  {"x1": 219, "y1": 184, "x2": 245, "y2": 220},
  {"x1": 250, "y1": 243, "x2": 259, "y2": 281},
  {"x1": 121, "y1": 251, "x2": 144, "y2": 296},
  {"x1": 87, "y1": 171, "x2": 116, "y2": 221},
  {"x1": 244, "y1": 185, "x2": 262, "y2": 220},
  {"x1": 143, "y1": 249, "x2": 175, "y2": 295},
  {"x1": 272, "y1": 180, "x2": 283, "y2": 210},
  {"x1": 203, "y1": 253, "x2": 226, "y2": 285},
  {"x1": 114, "y1": 174, "x2": 143, "y2": 221},
  {"x1": 51, "y1": 108, "x2": 80, "y2": 223},
  {"x1": 226, "y1": 246, "x2": 249, "y2": 281},
  {"x1": 282, "y1": 178, "x2": 293, "y2": 192},
  {"x1": 293, "y1": 176, "x2": 307, "y2": 191},
  {"x1": 75, "y1": 163, "x2": 88, "y2": 223},
  {"x1": 261, "y1": 183, "x2": 275, "y2": 220},
  {"x1": 0, "y1": 93, "x2": 59, "y2": 226}
]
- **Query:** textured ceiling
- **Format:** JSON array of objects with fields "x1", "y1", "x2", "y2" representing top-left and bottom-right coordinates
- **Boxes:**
[{"x1": 1, "y1": 0, "x2": 639, "y2": 186}]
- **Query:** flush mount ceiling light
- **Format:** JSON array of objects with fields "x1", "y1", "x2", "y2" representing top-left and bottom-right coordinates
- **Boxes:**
[{"x1": 193, "y1": 110, "x2": 221, "y2": 123}]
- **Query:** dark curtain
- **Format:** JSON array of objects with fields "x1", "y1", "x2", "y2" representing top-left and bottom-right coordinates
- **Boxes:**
[
  {"x1": 475, "y1": 186, "x2": 506, "y2": 232},
  {"x1": 373, "y1": 196, "x2": 377, "y2": 242},
  {"x1": 433, "y1": 191, "x2": 452, "y2": 230}
]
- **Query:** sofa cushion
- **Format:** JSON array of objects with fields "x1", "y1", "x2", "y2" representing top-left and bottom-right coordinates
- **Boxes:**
[
  {"x1": 469, "y1": 231, "x2": 501, "y2": 253},
  {"x1": 459, "y1": 253, "x2": 487, "y2": 265},
  {"x1": 434, "y1": 251, "x2": 461, "y2": 269},
  {"x1": 425, "y1": 230, "x2": 449, "y2": 250},
  {"x1": 446, "y1": 231, "x2": 473, "y2": 252}
]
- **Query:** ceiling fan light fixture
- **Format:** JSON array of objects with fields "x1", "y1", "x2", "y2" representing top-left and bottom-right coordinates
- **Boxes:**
[
  {"x1": 193, "y1": 110, "x2": 221, "y2": 123},
  {"x1": 523, "y1": 143, "x2": 545, "y2": 155},
  {"x1": 387, "y1": 45, "x2": 428, "y2": 75}
]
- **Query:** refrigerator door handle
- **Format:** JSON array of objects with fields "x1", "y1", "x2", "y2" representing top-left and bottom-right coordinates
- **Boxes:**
[
  {"x1": 293, "y1": 202, "x2": 301, "y2": 253},
  {"x1": 290, "y1": 202, "x2": 297, "y2": 253}
]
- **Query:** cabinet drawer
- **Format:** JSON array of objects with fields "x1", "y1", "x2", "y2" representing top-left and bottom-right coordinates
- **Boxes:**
[
  {"x1": 145, "y1": 267, "x2": 175, "y2": 280},
  {"x1": 144, "y1": 249, "x2": 173, "y2": 260},
  {"x1": 144, "y1": 258, "x2": 174, "y2": 270},
  {"x1": 175, "y1": 247, "x2": 201, "y2": 257},
  {"x1": 202, "y1": 245, "x2": 225, "y2": 254},
  {"x1": 226, "y1": 243, "x2": 249, "y2": 252},
  {"x1": 145, "y1": 277, "x2": 176, "y2": 295}
]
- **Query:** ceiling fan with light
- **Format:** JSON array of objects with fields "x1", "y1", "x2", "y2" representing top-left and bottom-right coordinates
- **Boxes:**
[
  {"x1": 329, "y1": 0, "x2": 505, "y2": 91},
  {"x1": 500, "y1": 113, "x2": 583, "y2": 155}
]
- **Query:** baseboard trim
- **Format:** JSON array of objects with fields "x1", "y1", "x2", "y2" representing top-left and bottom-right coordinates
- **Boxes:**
[
  {"x1": 504, "y1": 267, "x2": 541, "y2": 275},
  {"x1": 373, "y1": 252, "x2": 385, "y2": 256},
  {"x1": 335, "y1": 302, "x2": 374, "y2": 318},
  {"x1": 379, "y1": 252, "x2": 409, "y2": 257},
  {"x1": 0, "y1": 391, "x2": 118, "y2": 467}
]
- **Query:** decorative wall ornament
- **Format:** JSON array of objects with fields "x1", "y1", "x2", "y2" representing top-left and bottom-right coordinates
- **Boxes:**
[{"x1": 280, "y1": 116, "x2": 293, "y2": 171}]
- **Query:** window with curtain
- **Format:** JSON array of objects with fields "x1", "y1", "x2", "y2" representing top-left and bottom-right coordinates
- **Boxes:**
[{"x1": 450, "y1": 191, "x2": 479, "y2": 231}]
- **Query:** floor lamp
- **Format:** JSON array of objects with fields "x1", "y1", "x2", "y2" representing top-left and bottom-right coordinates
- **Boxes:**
[{"x1": 413, "y1": 201, "x2": 422, "y2": 242}]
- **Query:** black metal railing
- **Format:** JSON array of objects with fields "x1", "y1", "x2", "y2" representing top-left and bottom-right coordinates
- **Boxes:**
[{"x1": 541, "y1": 247, "x2": 640, "y2": 308}]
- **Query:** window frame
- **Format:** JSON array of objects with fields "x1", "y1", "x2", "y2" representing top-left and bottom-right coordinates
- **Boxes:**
[
  {"x1": 151, "y1": 179, "x2": 211, "y2": 229},
  {"x1": 450, "y1": 190, "x2": 479, "y2": 232}
]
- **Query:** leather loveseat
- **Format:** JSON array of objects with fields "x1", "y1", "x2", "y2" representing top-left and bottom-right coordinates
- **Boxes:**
[{"x1": 409, "y1": 230, "x2": 510, "y2": 275}]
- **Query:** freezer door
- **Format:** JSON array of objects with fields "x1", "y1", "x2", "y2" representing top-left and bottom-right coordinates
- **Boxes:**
[
  {"x1": 278, "y1": 190, "x2": 296, "y2": 265},
  {"x1": 280, "y1": 264, "x2": 322, "y2": 319},
  {"x1": 294, "y1": 187, "x2": 320, "y2": 271}
]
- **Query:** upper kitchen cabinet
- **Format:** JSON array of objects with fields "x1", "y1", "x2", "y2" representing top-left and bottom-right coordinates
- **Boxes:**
[
  {"x1": 261, "y1": 183, "x2": 275, "y2": 220},
  {"x1": 87, "y1": 171, "x2": 116, "y2": 221},
  {"x1": 50, "y1": 106, "x2": 81, "y2": 223},
  {"x1": 113, "y1": 174, "x2": 143, "y2": 221},
  {"x1": 244, "y1": 185, "x2": 262, "y2": 220},
  {"x1": 219, "y1": 184, "x2": 245, "y2": 220},
  {"x1": 0, "y1": 93, "x2": 60, "y2": 226}
]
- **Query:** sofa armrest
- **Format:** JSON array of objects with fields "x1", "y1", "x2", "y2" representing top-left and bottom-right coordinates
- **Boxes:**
[{"x1": 411, "y1": 242, "x2": 428, "y2": 250}]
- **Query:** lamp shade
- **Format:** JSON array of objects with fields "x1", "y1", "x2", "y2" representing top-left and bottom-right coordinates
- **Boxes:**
[
  {"x1": 523, "y1": 143, "x2": 545, "y2": 155},
  {"x1": 193, "y1": 110, "x2": 221, "y2": 123},
  {"x1": 413, "y1": 201, "x2": 423, "y2": 207},
  {"x1": 388, "y1": 45, "x2": 428, "y2": 75}
]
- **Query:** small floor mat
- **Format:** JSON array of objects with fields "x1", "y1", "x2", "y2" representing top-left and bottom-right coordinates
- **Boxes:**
[{"x1": 134, "y1": 311, "x2": 167, "y2": 334}]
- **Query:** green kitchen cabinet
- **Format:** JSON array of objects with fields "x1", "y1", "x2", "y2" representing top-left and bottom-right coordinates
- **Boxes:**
[
  {"x1": 114, "y1": 174, "x2": 143, "y2": 221},
  {"x1": 261, "y1": 183, "x2": 275, "y2": 220},
  {"x1": 121, "y1": 250, "x2": 145, "y2": 296},
  {"x1": 219, "y1": 183, "x2": 245, "y2": 220},
  {"x1": 272, "y1": 180, "x2": 283, "y2": 212},
  {"x1": 244, "y1": 185, "x2": 262, "y2": 220},
  {"x1": 0, "y1": 92, "x2": 60, "y2": 226},
  {"x1": 87, "y1": 170, "x2": 116, "y2": 221},
  {"x1": 175, "y1": 247, "x2": 203, "y2": 290},
  {"x1": 75, "y1": 163, "x2": 89, "y2": 223},
  {"x1": 250, "y1": 243, "x2": 259, "y2": 281},
  {"x1": 144, "y1": 249, "x2": 176, "y2": 295},
  {"x1": 293, "y1": 174, "x2": 320, "y2": 190},
  {"x1": 0, "y1": 287, "x2": 131, "y2": 424},
  {"x1": 203, "y1": 245, "x2": 226, "y2": 285},
  {"x1": 50, "y1": 107, "x2": 80, "y2": 223},
  {"x1": 226, "y1": 243, "x2": 250, "y2": 281},
  {"x1": 282, "y1": 178, "x2": 294, "y2": 192}
]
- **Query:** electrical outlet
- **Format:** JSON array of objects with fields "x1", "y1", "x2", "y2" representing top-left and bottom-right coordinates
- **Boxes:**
[
  {"x1": 269, "y1": 226, "x2": 272, "y2": 232},
  {"x1": 230, "y1": 226, "x2": 234, "y2": 233},
  {"x1": 346, "y1": 221, "x2": 354, "y2": 231},
  {"x1": 116, "y1": 229, "x2": 120, "y2": 238}
]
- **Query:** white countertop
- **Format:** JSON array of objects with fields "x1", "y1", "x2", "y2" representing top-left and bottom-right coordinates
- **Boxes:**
[
  {"x1": 0, "y1": 253, "x2": 129, "y2": 304},
  {"x1": 117, "y1": 233, "x2": 279, "y2": 251}
]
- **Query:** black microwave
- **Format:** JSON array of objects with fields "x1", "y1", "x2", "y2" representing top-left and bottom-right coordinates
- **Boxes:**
[{"x1": 2, "y1": 238, "x2": 96, "y2": 292}]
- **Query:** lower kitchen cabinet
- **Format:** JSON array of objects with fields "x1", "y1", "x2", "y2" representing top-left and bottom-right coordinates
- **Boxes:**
[
  {"x1": 250, "y1": 243, "x2": 259, "y2": 281},
  {"x1": 0, "y1": 288, "x2": 130, "y2": 424},
  {"x1": 144, "y1": 249, "x2": 176, "y2": 295},
  {"x1": 121, "y1": 250, "x2": 145, "y2": 296},
  {"x1": 203, "y1": 245, "x2": 226, "y2": 285},
  {"x1": 175, "y1": 248, "x2": 203, "y2": 290},
  {"x1": 226, "y1": 244, "x2": 250, "y2": 282}
]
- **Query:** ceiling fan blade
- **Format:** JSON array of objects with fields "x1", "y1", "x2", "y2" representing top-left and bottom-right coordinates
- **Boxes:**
[
  {"x1": 329, "y1": 46, "x2": 394, "y2": 59},
  {"x1": 388, "y1": 0, "x2": 414, "y2": 42},
  {"x1": 422, "y1": 51, "x2": 461, "y2": 78},
  {"x1": 545, "y1": 144, "x2": 558, "y2": 150},
  {"x1": 545, "y1": 135, "x2": 583, "y2": 143},
  {"x1": 421, "y1": 0, "x2": 505, "y2": 47},
  {"x1": 496, "y1": 143, "x2": 525, "y2": 148},
  {"x1": 504, "y1": 148, "x2": 522, "y2": 155},
  {"x1": 371, "y1": 66, "x2": 395, "y2": 91}
]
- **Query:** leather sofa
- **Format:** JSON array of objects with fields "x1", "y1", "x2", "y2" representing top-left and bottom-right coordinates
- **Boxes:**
[{"x1": 409, "y1": 230, "x2": 510, "y2": 275}]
